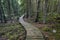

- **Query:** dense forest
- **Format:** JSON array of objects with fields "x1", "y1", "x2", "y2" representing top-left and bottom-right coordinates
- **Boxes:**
[
  {"x1": 0, "y1": 0, "x2": 60, "y2": 40},
  {"x1": 20, "y1": 0, "x2": 60, "y2": 24},
  {"x1": 0, "y1": 0, "x2": 21, "y2": 23}
]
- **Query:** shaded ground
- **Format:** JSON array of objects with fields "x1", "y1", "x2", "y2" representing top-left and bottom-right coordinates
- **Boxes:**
[
  {"x1": 0, "y1": 22, "x2": 26, "y2": 40},
  {"x1": 19, "y1": 15, "x2": 45, "y2": 40}
]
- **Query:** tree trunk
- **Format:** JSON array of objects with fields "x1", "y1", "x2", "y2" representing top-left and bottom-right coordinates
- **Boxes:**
[
  {"x1": 35, "y1": 0, "x2": 40, "y2": 22},
  {"x1": 43, "y1": 0, "x2": 48, "y2": 24},
  {"x1": 0, "y1": 0, "x2": 6, "y2": 23}
]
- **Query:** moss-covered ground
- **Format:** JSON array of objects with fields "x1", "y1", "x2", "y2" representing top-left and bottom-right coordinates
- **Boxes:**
[{"x1": 0, "y1": 22, "x2": 26, "y2": 40}]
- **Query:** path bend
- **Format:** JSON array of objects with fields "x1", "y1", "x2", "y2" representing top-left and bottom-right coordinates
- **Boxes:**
[{"x1": 19, "y1": 15, "x2": 45, "y2": 40}]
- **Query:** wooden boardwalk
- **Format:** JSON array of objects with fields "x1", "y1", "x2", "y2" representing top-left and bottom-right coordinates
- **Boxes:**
[{"x1": 19, "y1": 15, "x2": 45, "y2": 40}]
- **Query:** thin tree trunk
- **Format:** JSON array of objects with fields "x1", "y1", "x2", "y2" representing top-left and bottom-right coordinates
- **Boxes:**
[
  {"x1": 0, "y1": 0, "x2": 6, "y2": 23},
  {"x1": 35, "y1": 0, "x2": 40, "y2": 22},
  {"x1": 43, "y1": 0, "x2": 48, "y2": 24},
  {"x1": 57, "y1": 0, "x2": 60, "y2": 14},
  {"x1": 26, "y1": 0, "x2": 29, "y2": 18}
]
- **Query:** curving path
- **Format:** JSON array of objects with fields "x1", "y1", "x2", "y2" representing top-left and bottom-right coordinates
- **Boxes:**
[{"x1": 19, "y1": 15, "x2": 45, "y2": 40}]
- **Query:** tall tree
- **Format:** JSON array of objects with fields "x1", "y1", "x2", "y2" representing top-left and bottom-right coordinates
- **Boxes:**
[
  {"x1": 0, "y1": 0, "x2": 6, "y2": 23},
  {"x1": 43, "y1": 0, "x2": 48, "y2": 23},
  {"x1": 35, "y1": 0, "x2": 40, "y2": 22}
]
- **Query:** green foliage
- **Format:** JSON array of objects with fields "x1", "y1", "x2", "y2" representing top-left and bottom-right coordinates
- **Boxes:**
[
  {"x1": 0, "y1": 23, "x2": 25, "y2": 40},
  {"x1": 0, "y1": 0, "x2": 21, "y2": 23},
  {"x1": 52, "y1": 23, "x2": 60, "y2": 40},
  {"x1": 42, "y1": 26, "x2": 52, "y2": 32},
  {"x1": 46, "y1": 12, "x2": 59, "y2": 23}
]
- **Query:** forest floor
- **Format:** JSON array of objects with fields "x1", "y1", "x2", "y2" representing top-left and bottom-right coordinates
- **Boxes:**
[
  {"x1": 0, "y1": 22, "x2": 26, "y2": 40},
  {"x1": 19, "y1": 15, "x2": 45, "y2": 40}
]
